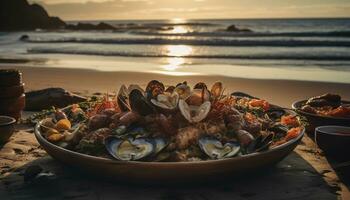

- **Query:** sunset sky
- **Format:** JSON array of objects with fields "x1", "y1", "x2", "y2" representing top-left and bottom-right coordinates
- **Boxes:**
[{"x1": 30, "y1": 0, "x2": 350, "y2": 20}]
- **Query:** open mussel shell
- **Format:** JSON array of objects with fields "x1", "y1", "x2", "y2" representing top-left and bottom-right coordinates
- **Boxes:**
[
  {"x1": 129, "y1": 89, "x2": 154, "y2": 116},
  {"x1": 105, "y1": 137, "x2": 154, "y2": 161},
  {"x1": 153, "y1": 137, "x2": 168, "y2": 155},
  {"x1": 247, "y1": 133, "x2": 274, "y2": 154},
  {"x1": 199, "y1": 136, "x2": 241, "y2": 159},
  {"x1": 117, "y1": 85, "x2": 131, "y2": 112},
  {"x1": 117, "y1": 84, "x2": 144, "y2": 112},
  {"x1": 105, "y1": 137, "x2": 167, "y2": 161}
]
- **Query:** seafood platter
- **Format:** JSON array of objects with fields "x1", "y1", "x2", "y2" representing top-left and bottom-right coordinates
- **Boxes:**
[
  {"x1": 34, "y1": 80, "x2": 305, "y2": 181},
  {"x1": 293, "y1": 93, "x2": 350, "y2": 132}
]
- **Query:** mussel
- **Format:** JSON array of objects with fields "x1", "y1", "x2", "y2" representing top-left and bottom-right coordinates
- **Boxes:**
[
  {"x1": 265, "y1": 108, "x2": 287, "y2": 121},
  {"x1": 129, "y1": 89, "x2": 154, "y2": 116},
  {"x1": 198, "y1": 136, "x2": 240, "y2": 159},
  {"x1": 268, "y1": 123, "x2": 289, "y2": 134},
  {"x1": 117, "y1": 84, "x2": 145, "y2": 112},
  {"x1": 193, "y1": 82, "x2": 208, "y2": 90},
  {"x1": 246, "y1": 133, "x2": 274, "y2": 153},
  {"x1": 210, "y1": 81, "x2": 223, "y2": 99},
  {"x1": 145, "y1": 80, "x2": 165, "y2": 100},
  {"x1": 105, "y1": 136, "x2": 167, "y2": 161},
  {"x1": 231, "y1": 92, "x2": 258, "y2": 99}
]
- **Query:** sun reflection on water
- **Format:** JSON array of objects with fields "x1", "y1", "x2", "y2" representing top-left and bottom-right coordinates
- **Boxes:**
[
  {"x1": 171, "y1": 26, "x2": 188, "y2": 34},
  {"x1": 166, "y1": 45, "x2": 193, "y2": 57},
  {"x1": 163, "y1": 57, "x2": 185, "y2": 71},
  {"x1": 160, "y1": 45, "x2": 193, "y2": 75}
]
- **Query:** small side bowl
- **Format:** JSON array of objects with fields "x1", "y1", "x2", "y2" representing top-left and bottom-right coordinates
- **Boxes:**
[
  {"x1": 292, "y1": 100, "x2": 350, "y2": 133},
  {"x1": 315, "y1": 126, "x2": 350, "y2": 161},
  {"x1": 0, "y1": 116, "x2": 16, "y2": 144}
]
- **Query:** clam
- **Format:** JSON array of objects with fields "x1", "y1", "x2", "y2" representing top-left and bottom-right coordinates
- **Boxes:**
[
  {"x1": 178, "y1": 99, "x2": 211, "y2": 123},
  {"x1": 236, "y1": 130, "x2": 255, "y2": 147},
  {"x1": 210, "y1": 81, "x2": 223, "y2": 99},
  {"x1": 186, "y1": 89, "x2": 210, "y2": 106},
  {"x1": 105, "y1": 136, "x2": 167, "y2": 161},
  {"x1": 174, "y1": 84, "x2": 191, "y2": 100},
  {"x1": 165, "y1": 86, "x2": 175, "y2": 93},
  {"x1": 54, "y1": 109, "x2": 67, "y2": 121},
  {"x1": 40, "y1": 118, "x2": 56, "y2": 132},
  {"x1": 150, "y1": 92, "x2": 179, "y2": 110},
  {"x1": 198, "y1": 136, "x2": 240, "y2": 159}
]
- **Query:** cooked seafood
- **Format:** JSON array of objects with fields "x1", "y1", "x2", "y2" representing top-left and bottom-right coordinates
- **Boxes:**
[
  {"x1": 301, "y1": 93, "x2": 350, "y2": 118},
  {"x1": 38, "y1": 80, "x2": 304, "y2": 162}
]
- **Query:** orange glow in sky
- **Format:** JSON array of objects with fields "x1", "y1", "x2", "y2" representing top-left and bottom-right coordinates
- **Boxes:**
[{"x1": 30, "y1": 0, "x2": 350, "y2": 20}]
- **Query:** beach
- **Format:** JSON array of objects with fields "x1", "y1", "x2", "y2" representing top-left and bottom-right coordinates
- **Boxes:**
[{"x1": 4, "y1": 65, "x2": 349, "y2": 108}]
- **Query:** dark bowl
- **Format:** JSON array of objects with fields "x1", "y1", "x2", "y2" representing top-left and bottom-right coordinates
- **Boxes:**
[
  {"x1": 292, "y1": 100, "x2": 350, "y2": 133},
  {"x1": 315, "y1": 126, "x2": 350, "y2": 161},
  {"x1": 34, "y1": 120, "x2": 305, "y2": 183},
  {"x1": 0, "y1": 116, "x2": 16, "y2": 144}
]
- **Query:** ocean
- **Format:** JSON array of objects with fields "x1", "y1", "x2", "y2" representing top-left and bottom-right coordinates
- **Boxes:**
[{"x1": 1, "y1": 18, "x2": 350, "y2": 83}]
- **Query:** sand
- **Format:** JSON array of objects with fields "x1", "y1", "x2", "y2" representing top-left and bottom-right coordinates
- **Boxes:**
[
  {"x1": 1, "y1": 65, "x2": 350, "y2": 199},
  {"x1": 7, "y1": 65, "x2": 350, "y2": 108}
]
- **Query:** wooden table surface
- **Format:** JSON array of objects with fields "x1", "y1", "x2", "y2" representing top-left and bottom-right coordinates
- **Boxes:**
[{"x1": 0, "y1": 123, "x2": 349, "y2": 200}]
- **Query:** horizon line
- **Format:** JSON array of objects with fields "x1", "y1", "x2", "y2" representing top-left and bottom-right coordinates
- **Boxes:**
[{"x1": 65, "y1": 16, "x2": 350, "y2": 22}]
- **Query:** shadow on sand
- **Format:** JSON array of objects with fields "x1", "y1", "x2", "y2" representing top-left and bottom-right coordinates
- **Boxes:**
[{"x1": 0, "y1": 152, "x2": 339, "y2": 200}]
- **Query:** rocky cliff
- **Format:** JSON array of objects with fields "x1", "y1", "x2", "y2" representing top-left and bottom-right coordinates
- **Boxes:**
[{"x1": 0, "y1": 0, "x2": 66, "y2": 31}]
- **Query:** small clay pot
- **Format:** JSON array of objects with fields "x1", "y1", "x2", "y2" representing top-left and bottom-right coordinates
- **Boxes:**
[
  {"x1": 0, "y1": 116, "x2": 16, "y2": 144},
  {"x1": 0, "y1": 94, "x2": 26, "y2": 114},
  {"x1": 0, "y1": 83, "x2": 25, "y2": 98},
  {"x1": 0, "y1": 69, "x2": 22, "y2": 87}
]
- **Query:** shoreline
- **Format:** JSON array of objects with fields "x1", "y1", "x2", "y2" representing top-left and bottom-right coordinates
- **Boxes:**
[
  {"x1": 1, "y1": 54, "x2": 350, "y2": 84},
  {"x1": 2, "y1": 65, "x2": 350, "y2": 108}
]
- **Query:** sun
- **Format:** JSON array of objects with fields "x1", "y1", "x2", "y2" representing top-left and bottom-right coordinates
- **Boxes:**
[{"x1": 171, "y1": 18, "x2": 186, "y2": 24}]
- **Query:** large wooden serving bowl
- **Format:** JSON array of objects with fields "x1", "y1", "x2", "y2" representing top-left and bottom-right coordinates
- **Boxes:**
[{"x1": 34, "y1": 118, "x2": 304, "y2": 183}]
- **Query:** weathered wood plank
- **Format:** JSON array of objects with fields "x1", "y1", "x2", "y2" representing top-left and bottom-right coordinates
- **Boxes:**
[{"x1": 0, "y1": 124, "x2": 347, "y2": 200}]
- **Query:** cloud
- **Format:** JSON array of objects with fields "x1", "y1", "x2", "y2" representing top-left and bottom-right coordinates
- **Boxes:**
[
  {"x1": 29, "y1": 0, "x2": 350, "y2": 20},
  {"x1": 30, "y1": 0, "x2": 113, "y2": 5}
]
